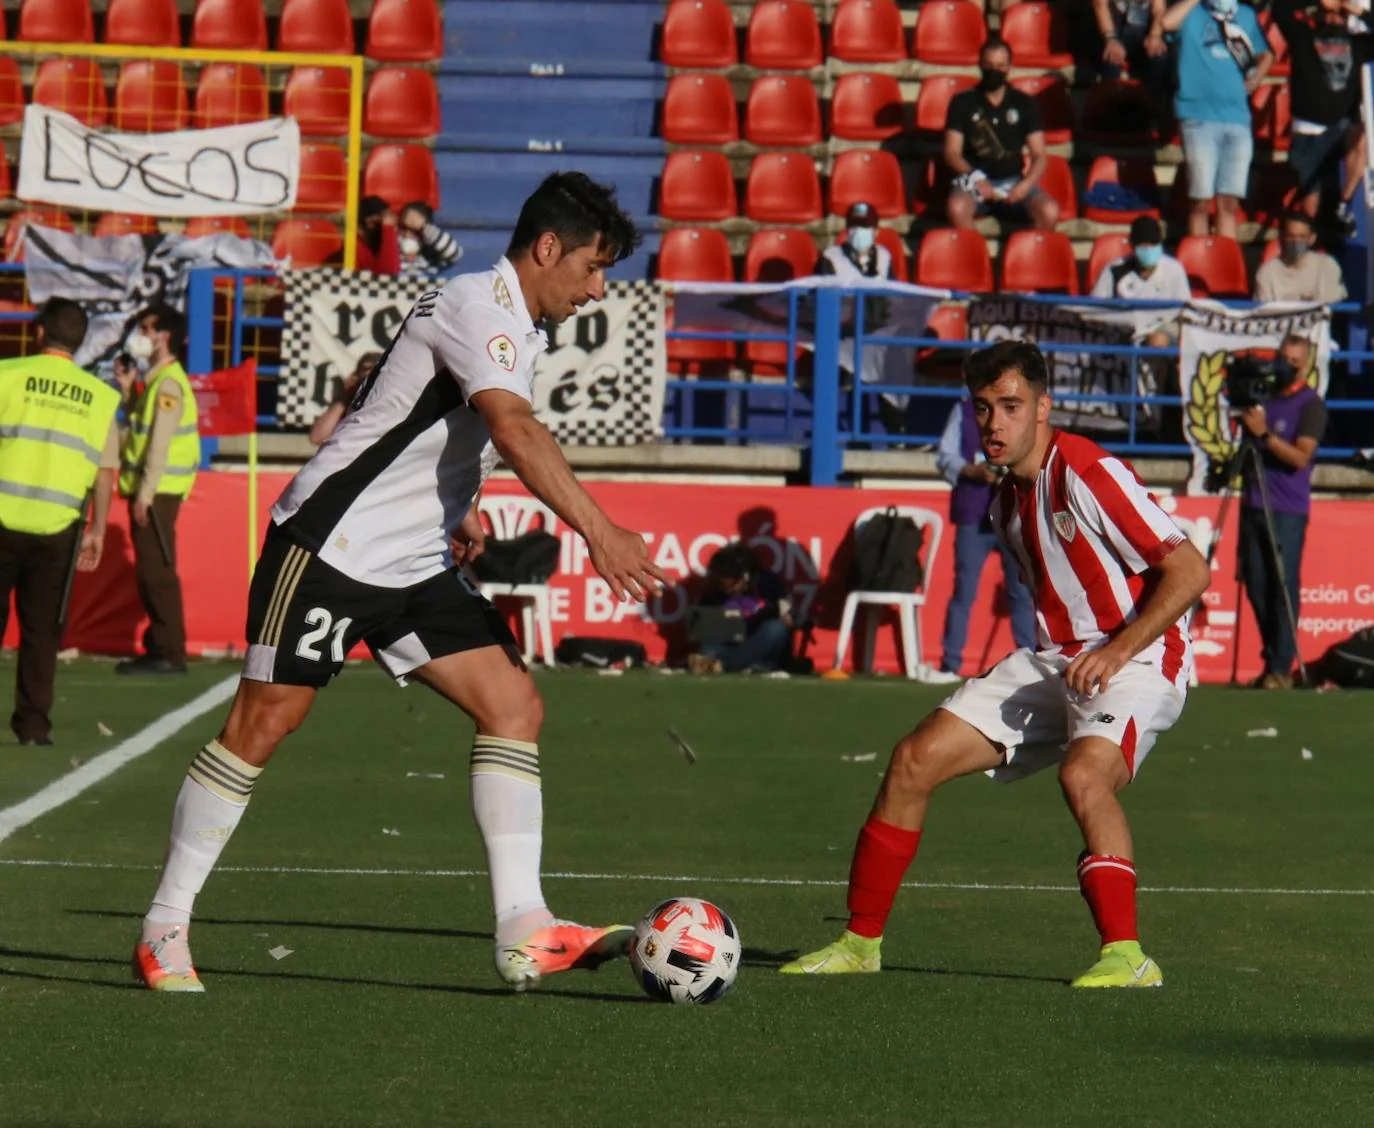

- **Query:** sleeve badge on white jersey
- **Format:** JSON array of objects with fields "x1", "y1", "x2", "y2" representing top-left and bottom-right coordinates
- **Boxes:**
[
  {"x1": 487, "y1": 333, "x2": 517, "y2": 371},
  {"x1": 1053, "y1": 510, "x2": 1077, "y2": 542}
]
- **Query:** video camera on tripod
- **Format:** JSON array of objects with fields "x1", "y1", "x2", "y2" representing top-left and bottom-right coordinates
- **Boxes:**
[{"x1": 1203, "y1": 354, "x2": 1280, "y2": 493}]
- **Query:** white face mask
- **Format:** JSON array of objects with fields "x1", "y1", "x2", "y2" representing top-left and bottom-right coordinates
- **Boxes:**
[
  {"x1": 399, "y1": 235, "x2": 421, "y2": 258},
  {"x1": 125, "y1": 332, "x2": 154, "y2": 361},
  {"x1": 848, "y1": 227, "x2": 876, "y2": 254}
]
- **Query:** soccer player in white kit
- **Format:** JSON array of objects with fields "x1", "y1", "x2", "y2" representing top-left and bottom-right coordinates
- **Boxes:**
[
  {"x1": 783, "y1": 340, "x2": 1211, "y2": 987},
  {"x1": 133, "y1": 173, "x2": 667, "y2": 993}
]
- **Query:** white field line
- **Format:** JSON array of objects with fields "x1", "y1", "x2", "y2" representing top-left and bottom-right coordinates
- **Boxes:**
[
  {"x1": 0, "y1": 676, "x2": 238, "y2": 845},
  {"x1": 0, "y1": 858, "x2": 1370, "y2": 897}
]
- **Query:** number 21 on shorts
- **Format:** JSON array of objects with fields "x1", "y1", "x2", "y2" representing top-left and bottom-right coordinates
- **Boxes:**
[{"x1": 295, "y1": 607, "x2": 354, "y2": 663}]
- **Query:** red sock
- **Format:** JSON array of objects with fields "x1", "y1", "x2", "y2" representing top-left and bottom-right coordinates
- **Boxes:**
[
  {"x1": 845, "y1": 817, "x2": 922, "y2": 939},
  {"x1": 1077, "y1": 854, "x2": 1138, "y2": 945}
]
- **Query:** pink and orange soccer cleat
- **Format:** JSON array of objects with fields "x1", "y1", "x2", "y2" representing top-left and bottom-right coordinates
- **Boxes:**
[
  {"x1": 495, "y1": 919, "x2": 633, "y2": 992},
  {"x1": 133, "y1": 923, "x2": 205, "y2": 993}
]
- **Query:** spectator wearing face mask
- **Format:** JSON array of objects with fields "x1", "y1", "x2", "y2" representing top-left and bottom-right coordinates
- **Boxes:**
[
  {"x1": 815, "y1": 202, "x2": 899, "y2": 281},
  {"x1": 1163, "y1": 0, "x2": 1273, "y2": 239},
  {"x1": 1091, "y1": 216, "x2": 1192, "y2": 351},
  {"x1": 354, "y1": 195, "x2": 401, "y2": 276},
  {"x1": 1254, "y1": 210, "x2": 1349, "y2": 302},
  {"x1": 397, "y1": 201, "x2": 463, "y2": 278},
  {"x1": 944, "y1": 38, "x2": 1060, "y2": 232}
]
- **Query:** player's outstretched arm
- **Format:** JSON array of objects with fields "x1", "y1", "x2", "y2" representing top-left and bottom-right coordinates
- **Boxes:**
[
  {"x1": 1064, "y1": 540, "x2": 1210, "y2": 695},
  {"x1": 471, "y1": 388, "x2": 666, "y2": 602}
]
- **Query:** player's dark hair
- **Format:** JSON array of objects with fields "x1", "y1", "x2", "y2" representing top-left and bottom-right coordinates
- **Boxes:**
[
  {"x1": 963, "y1": 339, "x2": 1049, "y2": 394},
  {"x1": 138, "y1": 303, "x2": 186, "y2": 355},
  {"x1": 402, "y1": 200, "x2": 434, "y2": 223},
  {"x1": 507, "y1": 171, "x2": 642, "y2": 265},
  {"x1": 34, "y1": 296, "x2": 88, "y2": 353},
  {"x1": 980, "y1": 36, "x2": 1013, "y2": 64}
]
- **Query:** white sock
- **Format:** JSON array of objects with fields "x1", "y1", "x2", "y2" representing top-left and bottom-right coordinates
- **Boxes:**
[
  {"x1": 145, "y1": 740, "x2": 261, "y2": 929},
  {"x1": 470, "y1": 736, "x2": 552, "y2": 945}
]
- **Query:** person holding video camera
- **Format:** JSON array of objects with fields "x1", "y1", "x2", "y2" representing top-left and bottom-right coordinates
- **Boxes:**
[
  {"x1": 686, "y1": 543, "x2": 793, "y2": 675},
  {"x1": 1234, "y1": 334, "x2": 1327, "y2": 689}
]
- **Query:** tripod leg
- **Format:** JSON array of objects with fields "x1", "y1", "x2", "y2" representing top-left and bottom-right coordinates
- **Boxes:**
[{"x1": 1248, "y1": 443, "x2": 1309, "y2": 686}]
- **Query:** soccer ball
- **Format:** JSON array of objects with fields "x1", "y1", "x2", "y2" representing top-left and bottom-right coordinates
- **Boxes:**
[{"x1": 628, "y1": 897, "x2": 741, "y2": 1005}]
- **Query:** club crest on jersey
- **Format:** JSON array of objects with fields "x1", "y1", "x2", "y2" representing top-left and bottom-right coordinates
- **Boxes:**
[
  {"x1": 486, "y1": 334, "x2": 516, "y2": 372},
  {"x1": 1052, "y1": 510, "x2": 1077, "y2": 542}
]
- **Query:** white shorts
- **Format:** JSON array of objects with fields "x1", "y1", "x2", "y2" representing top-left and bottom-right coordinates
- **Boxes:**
[{"x1": 940, "y1": 648, "x2": 1186, "y2": 784}]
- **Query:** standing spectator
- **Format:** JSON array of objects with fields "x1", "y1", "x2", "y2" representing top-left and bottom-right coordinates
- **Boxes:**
[
  {"x1": 924, "y1": 397, "x2": 1037, "y2": 684},
  {"x1": 355, "y1": 195, "x2": 401, "y2": 276},
  {"x1": 310, "y1": 352, "x2": 381, "y2": 446},
  {"x1": 944, "y1": 39, "x2": 1060, "y2": 232},
  {"x1": 1272, "y1": 0, "x2": 1372, "y2": 236},
  {"x1": 1163, "y1": 0, "x2": 1273, "y2": 238},
  {"x1": 1254, "y1": 211, "x2": 1349, "y2": 302},
  {"x1": 398, "y1": 201, "x2": 463, "y2": 277},
  {"x1": 1091, "y1": 216, "x2": 1193, "y2": 350},
  {"x1": 116, "y1": 304, "x2": 199, "y2": 676},
  {"x1": 1235, "y1": 334, "x2": 1326, "y2": 688},
  {"x1": 1093, "y1": 0, "x2": 1170, "y2": 97}
]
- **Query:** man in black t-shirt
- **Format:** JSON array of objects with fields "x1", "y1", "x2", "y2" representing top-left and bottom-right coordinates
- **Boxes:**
[{"x1": 944, "y1": 39, "x2": 1060, "y2": 230}]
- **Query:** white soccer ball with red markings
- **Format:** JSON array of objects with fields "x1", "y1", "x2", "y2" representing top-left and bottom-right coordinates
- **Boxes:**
[{"x1": 629, "y1": 897, "x2": 741, "y2": 1005}]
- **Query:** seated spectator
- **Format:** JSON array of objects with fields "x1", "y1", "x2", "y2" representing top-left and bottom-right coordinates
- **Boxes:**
[
  {"x1": 686, "y1": 544, "x2": 793, "y2": 675},
  {"x1": 1272, "y1": 0, "x2": 1372, "y2": 238},
  {"x1": 815, "y1": 202, "x2": 898, "y2": 281},
  {"x1": 1254, "y1": 210, "x2": 1348, "y2": 302},
  {"x1": 1093, "y1": 0, "x2": 1170, "y2": 96},
  {"x1": 355, "y1": 195, "x2": 401, "y2": 275},
  {"x1": 398, "y1": 201, "x2": 464, "y2": 277},
  {"x1": 944, "y1": 39, "x2": 1059, "y2": 232},
  {"x1": 309, "y1": 351, "x2": 380, "y2": 445},
  {"x1": 1163, "y1": 0, "x2": 1272, "y2": 238},
  {"x1": 1091, "y1": 216, "x2": 1192, "y2": 351}
]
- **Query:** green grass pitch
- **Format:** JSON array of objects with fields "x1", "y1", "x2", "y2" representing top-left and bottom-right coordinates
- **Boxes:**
[{"x1": 1, "y1": 661, "x2": 1372, "y2": 1126}]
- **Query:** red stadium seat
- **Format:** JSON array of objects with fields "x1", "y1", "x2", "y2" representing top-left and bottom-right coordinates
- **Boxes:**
[
  {"x1": 106, "y1": 0, "x2": 180, "y2": 47},
  {"x1": 364, "y1": 68, "x2": 440, "y2": 139},
  {"x1": 745, "y1": 227, "x2": 818, "y2": 282},
  {"x1": 296, "y1": 144, "x2": 348, "y2": 212},
  {"x1": 20, "y1": 0, "x2": 93, "y2": 43},
  {"x1": 0, "y1": 59, "x2": 25, "y2": 128},
  {"x1": 1086, "y1": 232, "x2": 1132, "y2": 292},
  {"x1": 33, "y1": 59, "x2": 108, "y2": 128},
  {"x1": 832, "y1": 0, "x2": 906, "y2": 64},
  {"x1": 660, "y1": 150, "x2": 737, "y2": 221},
  {"x1": 1038, "y1": 154, "x2": 1078, "y2": 222},
  {"x1": 195, "y1": 63, "x2": 268, "y2": 128},
  {"x1": 830, "y1": 148, "x2": 906, "y2": 218},
  {"x1": 912, "y1": 157, "x2": 956, "y2": 219},
  {"x1": 746, "y1": 1, "x2": 823, "y2": 70},
  {"x1": 1001, "y1": 230, "x2": 1078, "y2": 294},
  {"x1": 0, "y1": 160, "x2": 12, "y2": 201},
  {"x1": 5, "y1": 207, "x2": 75, "y2": 264},
  {"x1": 925, "y1": 302, "x2": 968, "y2": 346},
  {"x1": 1082, "y1": 156, "x2": 1161, "y2": 224},
  {"x1": 286, "y1": 67, "x2": 353, "y2": 137},
  {"x1": 657, "y1": 227, "x2": 734, "y2": 282},
  {"x1": 1252, "y1": 82, "x2": 1292, "y2": 150},
  {"x1": 841, "y1": 225, "x2": 910, "y2": 282},
  {"x1": 1000, "y1": 2, "x2": 1072, "y2": 68},
  {"x1": 745, "y1": 151, "x2": 822, "y2": 222},
  {"x1": 911, "y1": 1, "x2": 986, "y2": 66},
  {"x1": 366, "y1": 0, "x2": 443, "y2": 62},
  {"x1": 832, "y1": 73, "x2": 904, "y2": 141},
  {"x1": 273, "y1": 218, "x2": 344, "y2": 268},
  {"x1": 915, "y1": 74, "x2": 975, "y2": 137},
  {"x1": 363, "y1": 144, "x2": 439, "y2": 210},
  {"x1": 280, "y1": 0, "x2": 355, "y2": 54},
  {"x1": 95, "y1": 213, "x2": 159, "y2": 238},
  {"x1": 185, "y1": 215, "x2": 252, "y2": 239},
  {"x1": 1081, "y1": 79, "x2": 1155, "y2": 146},
  {"x1": 744, "y1": 76, "x2": 821, "y2": 146},
  {"x1": 663, "y1": 74, "x2": 739, "y2": 146},
  {"x1": 113, "y1": 62, "x2": 188, "y2": 133},
  {"x1": 915, "y1": 227, "x2": 993, "y2": 292},
  {"x1": 1260, "y1": 11, "x2": 1290, "y2": 77},
  {"x1": 192, "y1": 0, "x2": 268, "y2": 51},
  {"x1": 661, "y1": 0, "x2": 738, "y2": 68},
  {"x1": 1011, "y1": 75, "x2": 1072, "y2": 146},
  {"x1": 918, "y1": 302, "x2": 970, "y2": 381},
  {"x1": 1176, "y1": 235, "x2": 1249, "y2": 299}
]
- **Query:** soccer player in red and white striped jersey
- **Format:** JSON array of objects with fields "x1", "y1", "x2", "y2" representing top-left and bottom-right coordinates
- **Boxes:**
[{"x1": 783, "y1": 340, "x2": 1211, "y2": 988}]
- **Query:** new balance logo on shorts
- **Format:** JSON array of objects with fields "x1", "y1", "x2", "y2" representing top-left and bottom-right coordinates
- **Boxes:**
[{"x1": 1088, "y1": 712, "x2": 1116, "y2": 724}]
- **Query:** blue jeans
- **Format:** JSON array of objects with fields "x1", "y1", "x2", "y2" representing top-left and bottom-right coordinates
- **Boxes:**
[
  {"x1": 701, "y1": 617, "x2": 792, "y2": 673},
  {"x1": 1239, "y1": 508, "x2": 1307, "y2": 678},
  {"x1": 940, "y1": 523, "x2": 1037, "y2": 674}
]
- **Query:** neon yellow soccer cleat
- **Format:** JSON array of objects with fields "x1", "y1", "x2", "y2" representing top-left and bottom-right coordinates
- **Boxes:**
[
  {"x1": 133, "y1": 924, "x2": 205, "y2": 993},
  {"x1": 1070, "y1": 941, "x2": 1163, "y2": 988},
  {"x1": 495, "y1": 920, "x2": 633, "y2": 992},
  {"x1": 779, "y1": 931, "x2": 882, "y2": 975}
]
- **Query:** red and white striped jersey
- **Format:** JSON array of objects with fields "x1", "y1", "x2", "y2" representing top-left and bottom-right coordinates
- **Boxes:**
[{"x1": 990, "y1": 431, "x2": 1193, "y2": 690}]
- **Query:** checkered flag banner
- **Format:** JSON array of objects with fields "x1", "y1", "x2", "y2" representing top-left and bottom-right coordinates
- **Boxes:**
[{"x1": 279, "y1": 271, "x2": 667, "y2": 444}]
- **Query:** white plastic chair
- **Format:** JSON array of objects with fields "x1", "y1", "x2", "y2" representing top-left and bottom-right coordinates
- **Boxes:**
[
  {"x1": 834, "y1": 505, "x2": 944, "y2": 679},
  {"x1": 475, "y1": 495, "x2": 558, "y2": 667}
]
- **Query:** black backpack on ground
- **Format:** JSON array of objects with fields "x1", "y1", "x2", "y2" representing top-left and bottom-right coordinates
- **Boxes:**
[
  {"x1": 850, "y1": 507, "x2": 925, "y2": 592},
  {"x1": 1320, "y1": 628, "x2": 1374, "y2": 688},
  {"x1": 555, "y1": 636, "x2": 648, "y2": 669},
  {"x1": 470, "y1": 531, "x2": 560, "y2": 586}
]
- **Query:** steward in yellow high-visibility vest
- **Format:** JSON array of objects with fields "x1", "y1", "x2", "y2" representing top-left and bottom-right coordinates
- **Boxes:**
[
  {"x1": 0, "y1": 297, "x2": 120, "y2": 745},
  {"x1": 117, "y1": 303, "x2": 199, "y2": 677}
]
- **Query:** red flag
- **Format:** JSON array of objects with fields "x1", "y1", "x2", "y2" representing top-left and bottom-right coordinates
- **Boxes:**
[{"x1": 190, "y1": 359, "x2": 257, "y2": 437}]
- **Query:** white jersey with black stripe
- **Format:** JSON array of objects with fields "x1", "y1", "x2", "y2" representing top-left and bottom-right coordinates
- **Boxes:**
[{"x1": 271, "y1": 257, "x2": 547, "y2": 588}]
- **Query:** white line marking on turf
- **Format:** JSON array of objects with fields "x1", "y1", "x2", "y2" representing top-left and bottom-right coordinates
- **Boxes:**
[
  {"x1": 0, "y1": 676, "x2": 238, "y2": 845},
  {"x1": 0, "y1": 858, "x2": 1370, "y2": 897}
]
